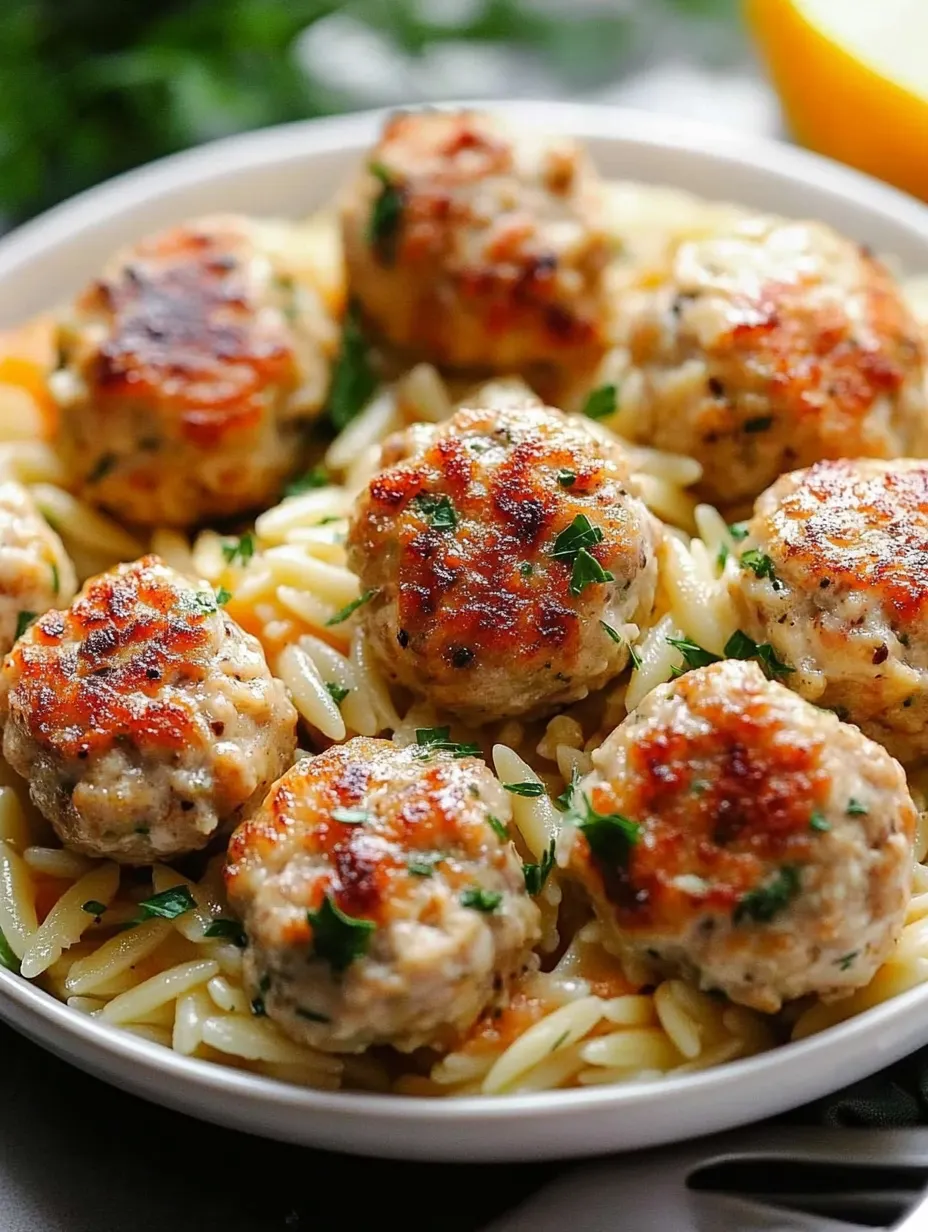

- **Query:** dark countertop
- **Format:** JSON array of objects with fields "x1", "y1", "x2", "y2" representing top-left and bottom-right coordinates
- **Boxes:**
[{"x1": 0, "y1": 1021, "x2": 553, "y2": 1232}]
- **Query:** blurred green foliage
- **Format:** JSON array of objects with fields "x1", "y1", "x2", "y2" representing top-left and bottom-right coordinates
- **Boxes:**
[{"x1": 0, "y1": 0, "x2": 738, "y2": 223}]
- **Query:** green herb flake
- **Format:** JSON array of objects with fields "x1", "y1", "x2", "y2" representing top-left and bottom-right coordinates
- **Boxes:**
[
  {"x1": 414, "y1": 492, "x2": 457, "y2": 532},
  {"x1": 724, "y1": 630, "x2": 794, "y2": 679},
  {"x1": 809, "y1": 810, "x2": 831, "y2": 833},
  {"x1": 599, "y1": 620, "x2": 621, "y2": 644},
  {"x1": 740, "y1": 549, "x2": 782, "y2": 590},
  {"x1": 550, "y1": 1029, "x2": 570, "y2": 1054},
  {"x1": 325, "y1": 588, "x2": 377, "y2": 627},
  {"x1": 178, "y1": 590, "x2": 218, "y2": 616},
  {"x1": 523, "y1": 839, "x2": 556, "y2": 896},
  {"x1": 50, "y1": 562, "x2": 60, "y2": 594},
  {"x1": 327, "y1": 306, "x2": 378, "y2": 432},
  {"x1": 847, "y1": 798, "x2": 869, "y2": 816},
  {"x1": 569, "y1": 547, "x2": 614, "y2": 597},
  {"x1": 407, "y1": 854, "x2": 441, "y2": 878},
  {"x1": 733, "y1": 865, "x2": 801, "y2": 925},
  {"x1": 221, "y1": 533, "x2": 255, "y2": 566},
  {"x1": 204, "y1": 918, "x2": 247, "y2": 947},
  {"x1": 691, "y1": 779, "x2": 709, "y2": 796},
  {"x1": 138, "y1": 885, "x2": 197, "y2": 921},
  {"x1": 581, "y1": 384, "x2": 617, "y2": 421},
  {"x1": 81, "y1": 900, "x2": 106, "y2": 917},
  {"x1": 571, "y1": 792, "x2": 640, "y2": 868},
  {"x1": 307, "y1": 894, "x2": 375, "y2": 972},
  {"x1": 667, "y1": 636, "x2": 722, "y2": 677},
  {"x1": 557, "y1": 468, "x2": 577, "y2": 488},
  {"x1": 556, "y1": 767, "x2": 580, "y2": 813},
  {"x1": 728, "y1": 522, "x2": 750, "y2": 542},
  {"x1": 519, "y1": 562, "x2": 534, "y2": 578},
  {"x1": 215, "y1": 586, "x2": 232, "y2": 607},
  {"x1": 836, "y1": 951, "x2": 858, "y2": 971},
  {"x1": 551, "y1": 513, "x2": 604, "y2": 563},
  {"x1": 488, "y1": 814, "x2": 510, "y2": 841},
  {"x1": 460, "y1": 888, "x2": 502, "y2": 913},
  {"x1": 0, "y1": 928, "x2": 19, "y2": 973},
  {"x1": 414, "y1": 726, "x2": 481, "y2": 759},
  {"x1": 367, "y1": 161, "x2": 405, "y2": 263},
  {"x1": 14, "y1": 611, "x2": 36, "y2": 641},
  {"x1": 331, "y1": 807, "x2": 369, "y2": 826},
  {"x1": 325, "y1": 682, "x2": 350, "y2": 705},
  {"x1": 628, "y1": 642, "x2": 642, "y2": 671},
  {"x1": 716, "y1": 543, "x2": 729, "y2": 570},
  {"x1": 503, "y1": 781, "x2": 544, "y2": 798},
  {"x1": 285, "y1": 466, "x2": 330, "y2": 497}
]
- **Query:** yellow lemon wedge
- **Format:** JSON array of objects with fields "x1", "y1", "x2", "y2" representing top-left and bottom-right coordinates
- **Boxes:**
[{"x1": 746, "y1": 0, "x2": 928, "y2": 200}]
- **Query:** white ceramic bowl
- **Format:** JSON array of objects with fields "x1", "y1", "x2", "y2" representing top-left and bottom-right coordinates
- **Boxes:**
[{"x1": 1, "y1": 103, "x2": 928, "y2": 1162}]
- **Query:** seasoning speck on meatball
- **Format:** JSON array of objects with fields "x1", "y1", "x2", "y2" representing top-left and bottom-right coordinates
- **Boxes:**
[
  {"x1": 225, "y1": 736, "x2": 541, "y2": 1053},
  {"x1": 564, "y1": 658, "x2": 916, "y2": 1013},
  {"x1": 0, "y1": 481, "x2": 76, "y2": 657},
  {"x1": 340, "y1": 109, "x2": 612, "y2": 373},
  {"x1": 730, "y1": 457, "x2": 928, "y2": 763},
  {"x1": 347, "y1": 402, "x2": 660, "y2": 723},
  {"x1": 0, "y1": 555, "x2": 297, "y2": 863},
  {"x1": 51, "y1": 214, "x2": 340, "y2": 527},
  {"x1": 616, "y1": 216, "x2": 928, "y2": 509}
]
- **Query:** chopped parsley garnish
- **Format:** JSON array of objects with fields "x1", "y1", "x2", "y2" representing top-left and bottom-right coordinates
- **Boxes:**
[
  {"x1": 327, "y1": 305, "x2": 378, "y2": 432},
  {"x1": 325, "y1": 588, "x2": 377, "y2": 627},
  {"x1": 733, "y1": 865, "x2": 801, "y2": 925},
  {"x1": 414, "y1": 492, "x2": 457, "y2": 531},
  {"x1": 569, "y1": 548, "x2": 614, "y2": 597},
  {"x1": 581, "y1": 384, "x2": 617, "y2": 421},
  {"x1": 325, "y1": 682, "x2": 350, "y2": 705},
  {"x1": 557, "y1": 468, "x2": 577, "y2": 488},
  {"x1": 460, "y1": 888, "x2": 502, "y2": 913},
  {"x1": 414, "y1": 726, "x2": 482, "y2": 759},
  {"x1": 740, "y1": 549, "x2": 782, "y2": 590},
  {"x1": 221, "y1": 533, "x2": 255, "y2": 566},
  {"x1": 81, "y1": 900, "x2": 106, "y2": 917},
  {"x1": 307, "y1": 894, "x2": 375, "y2": 972},
  {"x1": 50, "y1": 563, "x2": 60, "y2": 594},
  {"x1": 285, "y1": 466, "x2": 330, "y2": 497},
  {"x1": 729, "y1": 522, "x2": 750, "y2": 542},
  {"x1": 744, "y1": 415, "x2": 773, "y2": 434},
  {"x1": 331, "y1": 807, "x2": 369, "y2": 825},
  {"x1": 809, "y1": 810, "x2": 831, "y2": 833},
  {"x1": 847, "y1": 798, "x2": 869, "y2": 816},
  {"x1": 716, "y1": 543, "x2": 729, "y2": 570},
  {"x1": 502, "y1": 781, "x2": 544, "y2": 798},
  {"x1": 87, "y1": 452, "x2": 117, "y2": 484},
  {"x1": 408, "y1": 854, "x2": 441, "y2": 877},
  {"x1": 367, "y1": 160, "x2": 404, "y2": 263},
  {"x1": 628, "y1": 642, "x2": 642, "y2": 671},
  {"x1": 667, "y1": 636, "x2": 722, "y2": 677},
  {"x1": 215, "y1": 587, "x2": 232, "y2": 607},
  {"x1": 204, "y1": 918, "x2": 247, "y2": 947},
  {"x1": 14, "y1": 611, "x2": 36, "y2": 640},
  {"x1": 570, "y1": 792, "x2": 640, "y2": 868},
  {"x1": 600, "y1": 620, "x2": 621, "y2": 644},
  {"x1": 836, "y1": 951, "x2": 858, "y2": 971},
  {"x1": 488, "y1": 814, "x2": 510, "y2": 841},
  {"x1": 523, "y1": 840, "x2": 556, "y2": 895},
  {"x1": 556, "y1": 767, "x2": 580, "y2": 813},
  {"x1": 551, "y1": 513, "x2": 604, "y2": 562},
  {"x1": 0, "y1": 928, "x2": 19, "y2": 973},
  {"x1": 138, "y1": 885, "x2": 196, "y2": 921},
  {"x1": 519, "y1": 562, "x2": 534, "y2": 578},
  {"x1": 179, "y1": 590, "x2": 219, "y2": 616},
  {"x1": 724, "y1": 630, "x2": 793, "y2": 680}
]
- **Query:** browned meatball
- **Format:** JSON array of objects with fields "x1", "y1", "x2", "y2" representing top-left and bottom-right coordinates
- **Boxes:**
[
  {"x1": 347, "y1": 402, "x2": 660, "y2": 723},
  {"x1": 340, "y1": 109, "x2": 612, "y2": 373},
  {"x1": 730, "y1": 457, "x2": 928, "y2": 763},
  {"x1": 565, "y1": 659, "x2": 916, "y2": 1013},
  {"x1": 51, "y1": 215, "x2": 339, "y2": 527},
  {"x1": 615, "y1": 217, "x2": 927, "y2": 509},
  {"x1": 225, "y1": 737, "x2": 540, "y2": 1053},
  {"x1": 0, "y1": 555, "x2": 297, "y2": 863}
]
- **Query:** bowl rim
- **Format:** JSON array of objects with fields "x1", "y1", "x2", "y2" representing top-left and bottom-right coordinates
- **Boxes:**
[{"x1": 2, "y1": 99, "x2": 928, "y2": 1140}]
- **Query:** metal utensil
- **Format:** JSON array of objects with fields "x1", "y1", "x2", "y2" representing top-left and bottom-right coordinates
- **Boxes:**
[{"x1": 485, "y1": 1126, "x2": 928, "y2": 1231}]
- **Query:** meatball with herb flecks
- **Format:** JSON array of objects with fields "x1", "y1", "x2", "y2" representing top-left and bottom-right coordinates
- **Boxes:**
[
  {"x1": 347, "y1": 401, "x2": 660, "y2": 724},
  {"x1": 730, "y1": 457, "x2": 928, "y2": 763},
  {"x1": 225, "y1": 736, "x2": 540, "y2": 1053},
  {"x1": 615, "y1": 216, "x2": 927, "y2": 509},
  {"x1": 51, "y1": 214, "x2": 339, "y2": 527},
  {"x1": 564, "y1": 659, "x2": 915, "y2": 1013},
  {"x1": 0, "y1": 555, "x2": 297, "y2": 864},
  {"x1": 0, "y1": 481, "x2": 76, "y2": 657},
  {"x1": 340, "y1": 109, "x2": 612, "y2": 373}
]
